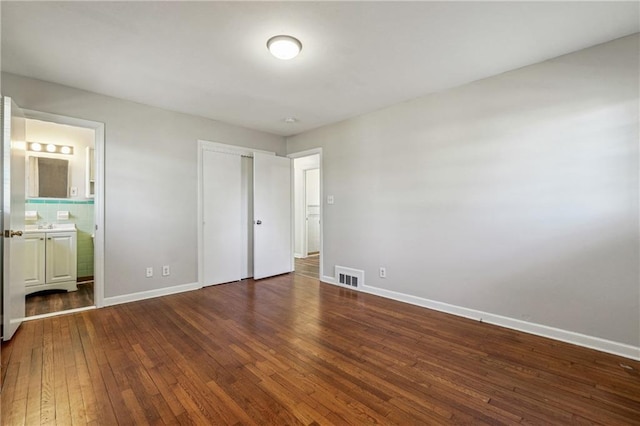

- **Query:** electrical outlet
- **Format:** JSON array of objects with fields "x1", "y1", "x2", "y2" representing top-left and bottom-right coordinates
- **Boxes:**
[
  {"x1": 327, "y1": 195, "x2": 334, "y2": 205},
  {"x1": 379, "y1": 267, "x2": 386, "y2": 278},
  {"x1": 162, "y1": 265, "x2": 170, "y2": 276},
  {"x1": 146, "y1": 267, "x2": 153, "y2": 278}
]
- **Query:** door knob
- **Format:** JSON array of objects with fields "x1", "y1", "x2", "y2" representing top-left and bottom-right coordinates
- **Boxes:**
[
  {"x1": 9, "y1": 230, "x2": 23, "y2": 237},
  {"x1": 256, "y1": 220, "x2": 262, "y2": 225}
]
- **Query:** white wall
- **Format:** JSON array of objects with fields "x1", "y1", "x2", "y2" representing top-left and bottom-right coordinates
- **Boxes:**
[
  {"x1": 287, "y1": 34, "x2": 640, "y2": 348},
  {"x1": 26, "y1": 119, "x2": 94, "y2": 199},
  {"x1": 2, "y1": 72, "x2": 285, "y2": 298},
  {"x1": 293, "y1": 154, "x2": 319, "y2": 257}
]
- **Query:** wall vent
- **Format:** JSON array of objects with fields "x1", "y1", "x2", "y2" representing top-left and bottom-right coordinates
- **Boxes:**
[{"x1": 335, "y1": 266, "x2": 364, "y2": 288}]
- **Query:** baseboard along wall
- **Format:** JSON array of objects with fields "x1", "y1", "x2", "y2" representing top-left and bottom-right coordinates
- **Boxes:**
[{"x1": 320, "y1": 275, "x2": 640, "y2": 361}]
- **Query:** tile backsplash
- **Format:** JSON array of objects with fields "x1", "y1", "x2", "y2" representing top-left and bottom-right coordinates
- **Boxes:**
[{"x1": 26, "y1": 199, "x2": 95, "y2": 279}]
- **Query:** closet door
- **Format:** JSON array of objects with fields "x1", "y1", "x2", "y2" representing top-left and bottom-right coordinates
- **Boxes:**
[
  {"x1": 253, "y1": 152, "x2": 292, "y2": 279},
  {"x1": 202, "y1": 151, "x2": 241, "y2": 285}
]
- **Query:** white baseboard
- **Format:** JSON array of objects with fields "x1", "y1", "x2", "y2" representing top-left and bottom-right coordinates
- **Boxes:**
[
  {"x1": 355, "y1": 284, "x2": 639, "y2": 360},
  {"x1": 103, "y1": 282, "x2": 201, "y2": 307},
  {"x1": 103, "y1": 277, "x2": 639, "y2": 360},
  {"x1": 321, "y1": 275, "x2": 337, "y2": 285},
  {"x1": 294, "y1": 253, "x2": 304, "y2": 259}
]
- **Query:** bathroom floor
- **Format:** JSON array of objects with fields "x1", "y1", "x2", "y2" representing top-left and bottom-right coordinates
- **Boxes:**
[{"x1": 25, "y1": 281, "x2": 94, "y2": 317}]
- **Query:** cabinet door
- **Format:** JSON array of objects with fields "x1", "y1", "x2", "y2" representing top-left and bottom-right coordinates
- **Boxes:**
[
  {"x1": 24, "y1": 233, "x2": 45, "y2": 287},
  {"x1": 46, "y1": 231, "x2": 77, "y2": 283}
]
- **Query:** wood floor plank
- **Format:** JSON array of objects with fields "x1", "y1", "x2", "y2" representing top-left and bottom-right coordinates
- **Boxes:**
[
  {"x1": 25, "y1": 349, "x2": 43, "y2": 426},
  {"x1": 3, "y1": 273, "x2": 640, "y2": 425},
  {"x1": 74, "y1": 313, "x2": 118, "y2": 425}
]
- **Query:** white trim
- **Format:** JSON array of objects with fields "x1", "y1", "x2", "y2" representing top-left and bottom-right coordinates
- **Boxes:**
[
  {"x1": 197, "y1": 139, "x2": 275, "y2": 157},
  {"x1": 302, "y1": 170, "x2": 308, "y2": 257},
  {"x1": 288, "y1": 148, "x2": 324, "y2": 279},
  {"x1": 321, "y1": 275, "x2": 337, "y2": 285},
  {"x1": 288, "y1": 148, "x2": 323, "y2": 159},
  {"x1": 197, "y1": 142, "x2": 204, "y2": 287},
  {"x1": 22, "y1": 109, "x2": 106, "y2": 309},
  {"x1": 22, "y1": 306, "x2": 96, "y2": 322},
  {"x1": 197, "y1": 140, "x2": 277, "y2": 287},
  {"x1": 103, "y1": 282, "x2": 200, "y2": 307},
  {"x1": 359, "y1": 284, "x2": 640, "y2": 361},
  {"x1": 23, "y1": 109, "x2": 102, "y2": 132}
]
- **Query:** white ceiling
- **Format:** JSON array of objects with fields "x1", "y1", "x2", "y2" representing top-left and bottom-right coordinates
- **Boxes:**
[{"x1": 2, "y1": 1, "x2": 638, "y2": 137}]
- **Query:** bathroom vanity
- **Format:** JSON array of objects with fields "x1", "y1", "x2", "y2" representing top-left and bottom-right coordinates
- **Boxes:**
[{"x1": 24, "y1": 224, "x2": 77, "y2": 295}]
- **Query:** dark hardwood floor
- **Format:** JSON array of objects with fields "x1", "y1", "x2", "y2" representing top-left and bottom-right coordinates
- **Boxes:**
[
  {"x1": 2, "y1": 273, "x2": 639, "y2": 425},
  {"x1": 25, "y1": 281, "x2": 94, "y2": 317},
  {"x1": 294, "y1": 254, "x2": 319, "y2": 279}
]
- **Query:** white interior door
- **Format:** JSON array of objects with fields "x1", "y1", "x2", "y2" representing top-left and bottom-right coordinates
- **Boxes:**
[
  {"x1": 253, "y1": 152, "x2": 292, "y2": 280},
  {"x1": 202, "y1": 150, "x2": 241, "y2": 285},
  {"x1": 2, "y1": 97, "x2": 26, "y2": 341}
]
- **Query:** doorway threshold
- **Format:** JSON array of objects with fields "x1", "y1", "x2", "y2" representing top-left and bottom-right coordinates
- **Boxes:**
[{"x1": 23, "y1": 305, "x2": 97, "y2": 322}]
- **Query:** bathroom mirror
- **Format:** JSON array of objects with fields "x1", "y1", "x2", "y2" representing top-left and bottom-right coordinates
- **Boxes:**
[{"x1": 27, "y1": 156, "x2": 70, "y2": 198}]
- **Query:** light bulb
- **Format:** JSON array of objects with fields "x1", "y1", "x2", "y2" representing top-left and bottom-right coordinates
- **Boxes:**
[
  {"x1": 46, "y1": 144, "x2": 56, "y2": 153},
  {"x1": 31, "y1": 143, "x2": 42, "y2": 152}
]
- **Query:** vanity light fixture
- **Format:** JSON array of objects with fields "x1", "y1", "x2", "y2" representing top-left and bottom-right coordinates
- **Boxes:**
[
  {"x1": 267, "y1": 35, "x2": 302, "y2": 60},
  {"x1": 28, "y1": 142, "x2": 74, "y2": 155}
]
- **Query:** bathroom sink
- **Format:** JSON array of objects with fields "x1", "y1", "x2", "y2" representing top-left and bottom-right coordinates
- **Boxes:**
[
  {"x1": 24, "y1": 223, "x2": 76, "y2": 233},
  {"x1": 50, "y1": 224, "x2": 76, "y2": 231}
]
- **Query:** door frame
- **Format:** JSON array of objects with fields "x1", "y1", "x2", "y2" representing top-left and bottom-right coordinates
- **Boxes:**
[
  {"x1": 22, "y1": 109, "x2": 105, "y2": 309},
  {"x1": 196, "y1": 140, "x2": 275, "y2": 287},
  {"x1": 302, "y1": 169, "x2": 310, "y2": 257},
  {"x1": 288, "y1": 148, "x2": 323, "y2": 280}
]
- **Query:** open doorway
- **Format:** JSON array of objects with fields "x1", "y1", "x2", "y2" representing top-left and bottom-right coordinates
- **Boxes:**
[
  {"x1": 292, "y1": 152, "x2": 321, "y2": 280},
  {"x1": 21, "y1": 112, "x2": 104, "y2": 318},
  {"x1": 24, "y1": 118, "x2": 94, "y2": 316}
]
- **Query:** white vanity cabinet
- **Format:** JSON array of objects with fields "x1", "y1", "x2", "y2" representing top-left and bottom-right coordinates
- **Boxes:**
[{"x1": 24, "y1": 227, "x2": 77, "y2": 295}]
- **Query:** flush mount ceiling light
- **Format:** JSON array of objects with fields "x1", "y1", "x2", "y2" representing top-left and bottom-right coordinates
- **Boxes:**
[
  {"x1": 284, "y1": 117, "x2": 298, "y2": 123},
  {"x1": 267, "y1": 35, "x2": 302, "y2": 60}
]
